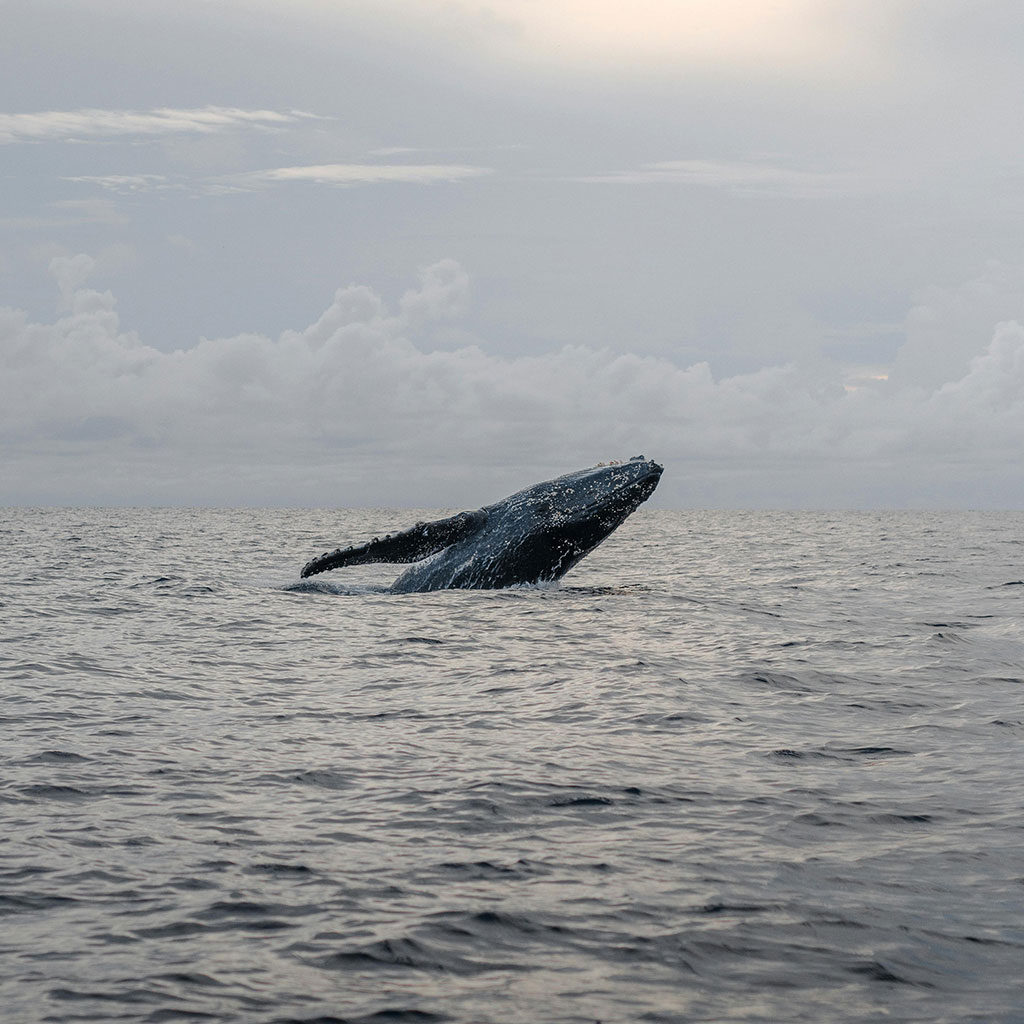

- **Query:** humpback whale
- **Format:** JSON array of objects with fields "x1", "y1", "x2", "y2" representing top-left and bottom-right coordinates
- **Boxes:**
[{"x1": 300, "y1": 456, "x2": 663, "y2": 593}]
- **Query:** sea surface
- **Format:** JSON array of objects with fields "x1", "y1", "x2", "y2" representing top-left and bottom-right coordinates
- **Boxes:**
[{"x1": 2, "y1": 507, "x2": 1023, "y2": 1024}]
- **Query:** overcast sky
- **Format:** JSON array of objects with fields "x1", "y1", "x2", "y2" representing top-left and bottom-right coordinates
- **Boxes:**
[{"x1": 3, "y1": 0, "x2": 1024, "y2": 508}]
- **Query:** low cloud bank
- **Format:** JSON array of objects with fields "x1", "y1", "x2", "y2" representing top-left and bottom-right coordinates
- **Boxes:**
[{"x1": 2, "y1": 256, "x2": 1023, "y2": 507}]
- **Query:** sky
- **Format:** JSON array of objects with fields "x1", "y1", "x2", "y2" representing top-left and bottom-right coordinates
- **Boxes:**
[{"x1": 2, "y1": 0, "x2": 1024, "y2": 508}]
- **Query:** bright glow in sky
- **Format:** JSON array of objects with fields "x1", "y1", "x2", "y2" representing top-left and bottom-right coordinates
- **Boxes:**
[
  {"x1": 479, "y1": 0, "x2": 829, "y2": 64},
  {"x1": 284, "y1": 0, "x2": 848, "y2": 69}
]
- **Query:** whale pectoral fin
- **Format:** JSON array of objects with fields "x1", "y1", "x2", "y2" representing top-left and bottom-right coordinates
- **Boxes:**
[{"x1": 300, "y1": 509, "x2": 486, "y2": 578}]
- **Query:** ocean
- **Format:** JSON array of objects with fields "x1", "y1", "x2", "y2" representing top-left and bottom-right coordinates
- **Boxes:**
[{"x1": 2, "y1": 507, "x2": 1023, "y2": 1023}]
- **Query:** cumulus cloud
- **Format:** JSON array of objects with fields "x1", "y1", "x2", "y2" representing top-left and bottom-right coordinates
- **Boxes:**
[
  {"x1": 2, "y1": 257, "x2": 1023, "y2": 507},
  {"x1": 0, "y1": 106, "x2": 318, "y2": 144},
  {"x1": 889, "y1": 262, "x2": 1024, "y2": 391}
]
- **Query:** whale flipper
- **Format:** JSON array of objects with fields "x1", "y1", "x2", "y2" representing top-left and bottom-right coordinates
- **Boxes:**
[{"x1": 300, "y1": 509, "x2": 486, "y2": 578}]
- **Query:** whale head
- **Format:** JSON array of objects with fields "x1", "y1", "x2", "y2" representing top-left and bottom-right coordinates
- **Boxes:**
[{"x1": 470, "y1": 455, "x2": 663, "y2": 584}]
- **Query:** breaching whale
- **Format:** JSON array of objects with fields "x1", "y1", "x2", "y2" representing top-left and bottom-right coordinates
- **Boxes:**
[{"x1": 300, "y1": 456, "x2": 663, "y2": 593}]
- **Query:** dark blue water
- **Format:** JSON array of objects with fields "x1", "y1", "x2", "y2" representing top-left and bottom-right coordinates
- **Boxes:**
[{"x1": 2, "y1": 508, "x2": 1023, "y2": 1023}]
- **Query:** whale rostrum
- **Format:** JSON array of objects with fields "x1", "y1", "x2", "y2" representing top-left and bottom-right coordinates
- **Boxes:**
[{"x1": 300, "y1": 456, "x2": 663, "y2": 593}]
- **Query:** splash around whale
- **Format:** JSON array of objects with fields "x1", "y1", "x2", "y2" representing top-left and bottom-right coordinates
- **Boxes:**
[{"x1": 300, "y1": 456, "x2": 663, "y2": 593}]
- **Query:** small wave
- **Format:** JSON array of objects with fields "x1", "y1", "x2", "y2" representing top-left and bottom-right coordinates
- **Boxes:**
[
  {"x1": 282, "y1": 580, "x2": 390, "y2": 595},
  {"x1": 868, "y1": 812, "x2": 935, "y2": 825},
  {"x1": 838, "y1": 746, "x2": 910, "y2": 756},
  {"x1": 467, "y1": 909, "x2": 541, "y2": 932},
  {"x1": 19, "y1": 783, "x2": 89, "y2": 801},
  {"x1": 0, "y1": 892, "x2": 78, "y2": 914},
  {"x1": 311, "y1": 936, "x2": 515, "y2": 976},
  {"x1": 750, "y1": 671, "x2": 819, "y2": 693},
  {"x1": 632, "y1": 711, "x2": 714, "y2": 730},
  {"x1": 134, "y1": 920, "x2": 209, "y2": 938},
  {"x1": 155, "y1": 971, "x2": 226, "y2": 988},
  {"x1": 557, "y1": 584, "x2": 650, "y2": 595},
  {"x1": 548, "y1": 795, "x2": 614, "y2": 807},
  {"x1": 930, "y1": 630, "x2": 968, "y2": 644},
  {"x1": 849, "y1": 959, "x2": 920, "y2": 985},
  {"x1": 274, "y1": 1011, "x2": 446, "y2": 1024},
  {"x1": 22, "y1": 749, "x2": 91, "y2": 763},
  {"x1": 193, "y1": 901, "x2": 296, "y2": 931},
  {"x1": 128, "y1": 575, "x2": 181, "y2": 588},
  {"x1": 794, "y1": 812, "x2": 851, "y2": 827},
  {"x1": 697, "y1": 902, "x2": 777, "y2": 915},
  {"x1": 772, "y1": 746, "x2": 911, "y2": 762},
  {"x1": 290, "y1": 769, "x2": 351, "y2": 791},
  {"x1": 128, "y1": 575, "x2": 217, "y2": 597},
  {"x1": 246, "y1": 862, "x2": 315, "y2": 877},
  {"x1": 436, "y1": 860, "x2": 537, "y2": 881},
  {"x1": 769, "y1": 748, "x2": 847, "y2": 762}
]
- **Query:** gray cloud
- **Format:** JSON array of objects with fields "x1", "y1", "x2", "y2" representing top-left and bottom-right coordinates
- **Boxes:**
[
  {"x1": 0, "y1": 106, "x2": 317, "y2": 144},
  {"x1": 62, "y1": 174, "x2": 176, "y2": 193},
  {"x1": 2, "y1": 256, "x2": 1022, "y2": 507},
  {"x1": 573, "y1": 159, "x2": 861, "y2": 197},
  {"x1": 60, "y1": 165, "x2": 494, "y2": 198},
  {"x1": 223, "y1": 163, "x2": 494, "y2": 191}
]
